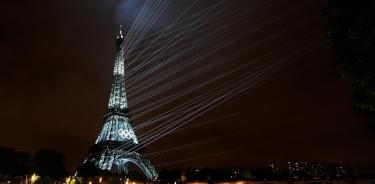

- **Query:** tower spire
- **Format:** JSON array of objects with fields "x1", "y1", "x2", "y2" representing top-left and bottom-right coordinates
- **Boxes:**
[
  {"x1": 119, "y1": 25, "x2": 123, "y2": 38},
  {"x1": 116, "y1": 25, "x2": 124, "y2": 47}
]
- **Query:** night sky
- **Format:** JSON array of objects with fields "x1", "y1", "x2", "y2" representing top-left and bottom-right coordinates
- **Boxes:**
[{"x1": 1, "y1": 0, "x2": 375, "y2": 172}]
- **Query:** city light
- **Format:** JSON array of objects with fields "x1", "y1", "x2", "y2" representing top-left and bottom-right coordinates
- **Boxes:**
[
  {"x1": 30, "y1": 174, "x2": 39, "y2": 184},
  {"x1": 65, "y1": 176, "x2": 76, "y2": 184},
  {"x1": 65, "y1": 177, "x2": 70, "y2": 184}
]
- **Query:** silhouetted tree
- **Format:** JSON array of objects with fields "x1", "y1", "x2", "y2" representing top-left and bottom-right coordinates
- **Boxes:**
[
  {"x1": 159, "y1": 169, "x2": 182, "y2": 183},
  {"x1": 0, "y1": 147, "x2": 32, "y2": 176},
  {"x1": 13, "y1": 151, "x2": 33, "y2": 176},
  {"x1": 34, "y1": 149, "x2": 67, "y2": 179},
  {"x1": 241, "y1": 170, "x2": 254, "y2": 180},
  {"x1": 0, "y1": 147, "x2": 15, "y2": 175},
  {"x1": 252, "y1": 167, "x2": 273, "y2": 180},
  {"x1": 326, "y1": 0, "x2": 375, "y2": 126}
]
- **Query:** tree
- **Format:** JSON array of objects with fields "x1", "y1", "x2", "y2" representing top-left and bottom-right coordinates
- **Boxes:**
[
  {"x1": 0, "y1": 147, "x2": 15, "y2": 175},
  {"x1": 0, "y1": 147, "x2": 32, "y2": 176},
  {"x1": 13, "y1": 151, "x2": 33, "y2": 176},
  {"x1": 34, "y1": 149, "x2": 67, "y2": 179},
  {"x1": 326, "y1": 0, "x2": 375, "y2": 126}
]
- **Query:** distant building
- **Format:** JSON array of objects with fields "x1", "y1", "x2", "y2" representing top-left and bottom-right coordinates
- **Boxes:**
[
  {"x1": 287, "y1": 161, "x2": 329, "y2": 179},
  {"x1": 287, "y1": 161, "x2": 351, "y2": 179},
  {"x1": 336, "y1": 162, "x2": 349, "y2": 178},
  {"x1": 288, "y1": 161, "x2": 307, "y2": 179},
  {"x1": 269, "y1": 163, "x2": 280, "y2": 175}
]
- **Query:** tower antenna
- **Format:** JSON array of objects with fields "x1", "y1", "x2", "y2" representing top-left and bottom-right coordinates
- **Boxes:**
[{"x1": 119, "y1": 25, "x2": 123, "y2": 38}]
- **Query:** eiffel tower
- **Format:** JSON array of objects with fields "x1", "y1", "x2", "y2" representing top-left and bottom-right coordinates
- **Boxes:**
[{"x1": 76, "y1": 26, "x2": 158, "y2": 180}]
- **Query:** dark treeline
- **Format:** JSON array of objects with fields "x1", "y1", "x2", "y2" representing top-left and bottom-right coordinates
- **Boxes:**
[
  {"x1": 0, "y1": 146, "x2": 67, "y2": 179},
  {"x1": 325, "y1": 0, "x2": 375, "y2": 127}
]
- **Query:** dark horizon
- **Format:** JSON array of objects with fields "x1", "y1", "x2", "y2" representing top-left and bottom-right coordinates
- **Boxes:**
[{"x1": 1, "y1": 0, "x2": 375, "y2": 173}]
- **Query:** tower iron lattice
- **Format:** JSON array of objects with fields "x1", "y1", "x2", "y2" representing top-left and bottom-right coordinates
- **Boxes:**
[{"x1": 76, "y1": 26, "x2": 158, "y2": 180}]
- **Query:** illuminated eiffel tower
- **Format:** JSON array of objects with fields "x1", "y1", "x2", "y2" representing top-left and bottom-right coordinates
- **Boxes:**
[{"x1": 76, "y1": 26, "x2": 158, "y2": 180}]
